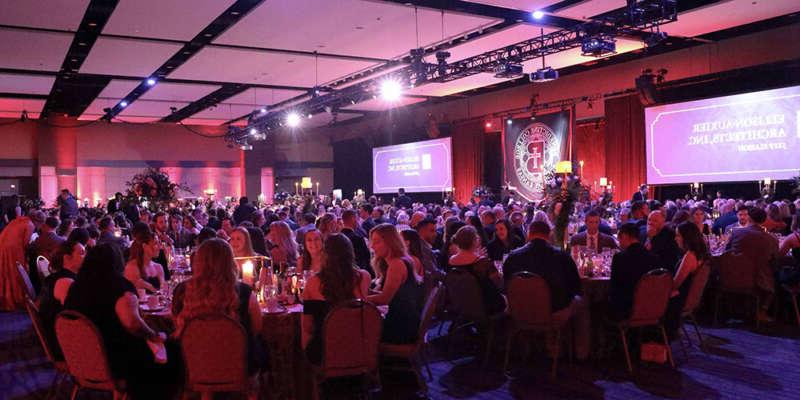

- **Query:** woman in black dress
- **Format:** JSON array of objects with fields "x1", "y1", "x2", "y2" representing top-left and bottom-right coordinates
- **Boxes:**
[
  {"x1": 487, "y1": 219, "x2": 524, "y2": 261},
  {"x1": 64, "y1": 243, "x2": 179, "y2": 399},
  {"x1": 39, "y1": 240, "x2": 85, "y2": 361},
  {"x1": 448, "y1": 225, "x2": 506, "y2": 315}
]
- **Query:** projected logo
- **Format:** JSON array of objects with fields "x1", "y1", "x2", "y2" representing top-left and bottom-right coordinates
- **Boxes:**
[{"x1": 513, "y1": 122, "x2": 561, "y2": 198}]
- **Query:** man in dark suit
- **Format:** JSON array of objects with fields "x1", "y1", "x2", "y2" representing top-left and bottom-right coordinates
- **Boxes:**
[
  {"x1": 711, "y1": 200, "x2": 737, "y2": 235},
  {"x1": 232, "y1": 197, "x2": 256, "y2": 225},
  {"x1": 31, "y1": 217, "x2": 65, "y2": 260},
  {"x1": 570, "y1": 210, "x2": 618, "y2": 252},
  {"x1": 725, "y1": 207, "x2": 780, "y2": 322},
  {"x1": 503, "y1": 221, "x2": 589, "y2": 360},
  {"x1": 341, "y1": 209, "x2": 374, "y2": 277},
  {"x1": 631, "y1": 184, "x2": 648, "y2": 203},
  {"x1": 395, "y1": 188, "x2": 413, "y2": 210},
  {"x1": 96, "y1": 216, "x2": 127, "y2": 249},
  {"x1": 628, "y1": 201, "x2": 650, "y2": 228},
  {"x1": 415, "y1": 218, "x2": 442, "y2": 278},
  {"x1": 644, "y1": 211, "x2": 682, "y2": 273},
  {"x1": 359, "y1": 204, "x2": 376, "y2": 233},
  {"x1": 609, "y1": 222, "x2": 662, "y2": 319}
]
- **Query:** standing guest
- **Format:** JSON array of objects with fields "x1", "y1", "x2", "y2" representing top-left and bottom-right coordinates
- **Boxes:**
[
  {"x1": 57, "y1": 189, "x2": 79, "y2": 221},
  {"x1": 608, "y1": 223, "x2": 662, "y2": 319},
  {"x1": 124, "y1": 227, "x2": 165, "y2": 294},
  {"x1": 232, "y1": 197, "x2": 256, "y2": 225},
  {"x1": 340, "y1": 209, "x2": 373, "y2": 276},
  {"x1": 0, "y1": 210, "x2": 44, "y2": 310},
  {"x1": 359, "y1": 204, "x2": 376, "y2": 234},
  {"x1": 487, "y1": 219, "x2": 525, "y2": 261},
  {"x1": 172, "y1": 239, "x2": 266, "y2": 374},
  {"x1": 690, "y1": 206, "x2": 711, "y2": 235},
  {"x1": 2, "y1": 194, "x2": 22, "y2": 225},
  {"x1": 665, "y1": 221, "x2": 710, "y2": 338},
  {"x1": 396, "y1": 188, "x2": 413, "y2": 210},
  {"x1": 38, "y1": 240, "x2": 86, "y2": 361},
  {"x1": 65, "y1": 243, "x2": 178, "y2": 399},
  {"x1": 644, "y1": 211, "x2": 682, "y2": 273},
  {"x1": 267, "y1": 221, "x2": 298, "y2": 269},
  {"x1": 725, "y1": 207, "x2": 780, "y2": 322},
  {"x1": 107, "y1": 192, "x2": 123, "y2": 214},
  {"x1": 632, "y1": 184, "x2": 648, "y2": 203},
  {"x1": 367, "y1": 224, "x2": 424, "y2": 345},
  {"x1": 298, "y1": 229, "x2": 324, "y2": 274},
  {"x1": 400, "y1": 229, "x2": 426, "y2": 277},
  {"x1": 302, "y1": 233, "x2": 371, "y2": 365},
  {"x1": 449, "y1": 226, "x2": 505, "y2": 315},
  {"x1": 31, "y1": 216, "x2": 65, "y2": 260},
  {"x1": 502, "y1": 221, "x2": 589, "y2": 360},
  {"x1": 295, "y1": 213, "x2": 318, "y2": 245},
  {"x1": 569, "y1": 211, "x2": 617, "y2": 253}
]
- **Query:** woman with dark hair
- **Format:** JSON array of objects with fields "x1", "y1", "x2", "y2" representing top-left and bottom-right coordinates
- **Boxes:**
[
  {"x1": 665, "y1": 221, "x2": 710, "y2": 339},
  {"x1": 448, "y1": 225, "x2": 506, "y2": 315},
  {"x1": 38, "y1": 240, "x2": 86, "y2": 360},
  {"x1": 486, "y1": 219, "x2": 524, "y2": 261},
  {"x1": 467, "y1": 214, "x2": 491, "y2": 247},
  {"x1": 124, "y1": 226, "x2": 165, "y2": 293},
  {"x1": 302, "y1": 233, "x2": 370, "y2": 364},
  {"x1": 439, "y1": 217, "x2": 466, "y2": 270},
  {"x1": 56, "y1": 217, "x2": 74, "y2": 238},
  {"x1": 247, "y1": 226, "x2": 269, "y2": 258},
  {"x1": 297, "y1": 229, "x2": 324, "y2": 273},
  {"x1": 65, "y1": 243, "x2": 178, "y2": 399},
  {"x1": 67, "y1": 227, "x2": 92, "y2": 247},
  {"x1": 690, "y1": 206, "x2": 711, "y2": 235},
  {"x1": 400, "y1": 229, "x2": 425, "y2": 277},
  {"x1": 669, "y1": 209, "x2": 691, "y2": 229}
]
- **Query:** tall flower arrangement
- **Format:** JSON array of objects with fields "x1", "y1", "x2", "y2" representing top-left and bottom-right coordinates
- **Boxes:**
[
  {"x1": 125, "y1": 168, "x2": 191, "y2": 211},
  {"x1": 544, "y1": 175, "x2": 586, "y2": 249}
]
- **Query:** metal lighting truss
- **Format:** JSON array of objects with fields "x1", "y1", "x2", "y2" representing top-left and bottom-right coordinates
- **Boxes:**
[{"x1": 228, "y1": 0, "x2": 676, "y2": 146}]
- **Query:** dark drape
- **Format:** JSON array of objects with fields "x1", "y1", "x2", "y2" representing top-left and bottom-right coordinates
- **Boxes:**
[
  {"x1": 604, "y1": 95, "x2": 646, "y2": 202},
  {"x1": 451, "y1": 120, "x2": 484, "y2": 203},
  {"x1": 332, "y1": 138, "x2": 372, "y2": 197},
  {"x1": 573, "y1": 120, "x2": 606, "y2": 190}
]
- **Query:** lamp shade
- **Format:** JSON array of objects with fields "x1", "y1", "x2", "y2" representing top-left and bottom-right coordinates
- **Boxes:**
[
  {"x1": 555, "y1": 161, "x2": 572, "y2": 174},
  {"x1": 300, "y1": 177, "x2": 313, "y2": 189},
  {"x1": 599, "y1": 177, "x2": 608, "y2": 186}
]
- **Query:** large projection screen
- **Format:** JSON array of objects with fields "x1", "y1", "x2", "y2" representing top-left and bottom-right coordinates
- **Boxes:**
[
  {"x1": 645, "y1": 85, "x2": 800, "y2": 185},
  {"x1": 372, "y1": 137, "x2": 453, "y2": 194}
]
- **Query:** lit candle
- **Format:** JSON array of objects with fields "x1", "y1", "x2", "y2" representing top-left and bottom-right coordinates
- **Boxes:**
[
  {"x1": 599, "y1": 177, "x2": 607, "y2": 187},
  {"x1": 242, "y1": 260, "x2": 254, "y2": 285},
  {"x1": 272, "y1": 271, "x2": 278, "y2": 287},
  {"x1": 764, "y1": 177, "x2": 771, "y2": 186},
  {"x1": 291, "y1": 275, "x2": 298, "y2": 294},
  {"x1": 295, "y1": 182, "x2": 299, "y2": 195},
  {"x1": 693, "y1": 182, "x2": 699, "y2": 189},
  {"x1": 316, "y1": 182, "x2": 320, "y2": 196}
]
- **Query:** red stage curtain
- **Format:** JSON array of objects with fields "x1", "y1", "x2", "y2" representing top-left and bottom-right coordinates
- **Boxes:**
[
  {"x1": 451, "y1": 120, "x2": 484, "y2": 203},
  {"x1": 604, "y1": 95, "x2": 646, "y2": 202},
  {"x1": 573, "y1": 120, "x2": 606, "y2": 192}
]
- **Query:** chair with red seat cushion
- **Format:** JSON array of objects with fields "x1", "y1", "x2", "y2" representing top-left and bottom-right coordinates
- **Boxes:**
[
  {"x1": 26, "y1": 298, "x2": 71, "y2": 398},
  {"x1": 16, "y1": 261, "x2": 35, "y2": 301},
  {"x1": 679, "y1": 263, "x2": 712, "y2": 353}
]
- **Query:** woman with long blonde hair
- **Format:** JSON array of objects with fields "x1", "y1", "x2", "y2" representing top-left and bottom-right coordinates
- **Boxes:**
[
  {"x1": 172, "y1": 239, "x2": 266, "y2": 372},
  {"x1": 367, "y1": 224, "x2": 423, "y2": 344},
  {"x1": 267, "y1": 221, "x2": 298, "y2": 267}
]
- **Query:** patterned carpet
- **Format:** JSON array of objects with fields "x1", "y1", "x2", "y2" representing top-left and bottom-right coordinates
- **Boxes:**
[{"x1": 2, "y1": 310, "x2": 799, "y2": 400}]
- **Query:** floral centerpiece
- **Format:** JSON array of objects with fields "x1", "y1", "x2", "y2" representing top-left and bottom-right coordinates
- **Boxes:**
[{"x1": 125, "y1": 168, "x2": 191, "y2": 211}]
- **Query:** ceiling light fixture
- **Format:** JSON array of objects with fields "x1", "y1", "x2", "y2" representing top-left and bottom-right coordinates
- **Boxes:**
[
  {"x1": 379, "y1": 79, "x2": 403, "y2": 102},
  {"x1": 146, "y1": 78, "x2": 157, "y2": 86},
  {"x1": 532, "y1": 10, "x2": 544, "y2": 20},
  {"x1": 286, "y1": 112, "x2": 301, "y2": 128},
  {"x1": 120, "y1": 101, "x2": 128, "y2": 107}
]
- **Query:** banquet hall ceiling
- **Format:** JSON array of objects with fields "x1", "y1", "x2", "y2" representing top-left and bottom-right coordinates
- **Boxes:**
[{"x1": 0, "y1": 0, "x2": 798, "y2": 125}]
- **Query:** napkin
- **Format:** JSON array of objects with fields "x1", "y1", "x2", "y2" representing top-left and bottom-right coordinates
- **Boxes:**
[{"x1": 147, "y1": 339, "x2": 168, "y2": 364}]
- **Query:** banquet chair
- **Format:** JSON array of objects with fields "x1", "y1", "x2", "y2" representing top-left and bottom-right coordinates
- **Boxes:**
[
  {"x1": 379, "y1": 283, "x2": 442, "y2": 393},
  {"x1": 712, "y1": 251, "x2": 762, "y2": 328},
  {"x1": 615, "y1": 269, "x2": 674, "y2": 372},
  {"x1": 25, "y1": 298, "x2": 71, "y2": 398},
  {"x1": 181, "y1": 314, "x2": 257, "y2": 400},
  {"x1": 503, "y1": 272, "x2": 566, "y2": 378},
  {"x1": 443, "y1": 268, "x2": 504, "y2": 367},
  {"x1": 16, "y1": 261, "x2": 36, "y2": 301},
  {"x1": 314, "y1": 299, "x2": 382, "y2": 400},
  {"x1": 36, "y1": 255, "x2": 51, "y2": 282},
  {"x1": 55, "y1": 311, "x2": 128, "y2": 400},
  {"x1": 679, "y1": 263, "x2": 712, "y2": 356}
]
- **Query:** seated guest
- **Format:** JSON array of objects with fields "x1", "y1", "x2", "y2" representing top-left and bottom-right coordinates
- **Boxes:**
[
  {"x1": 96, "y1": 216, "x2": 126, "y2": 249},
  {"x1": 367, "y1": 224, "x2": 424, "y2": 345},
  {"x1": 400, "y1": 229, "x2": 427, "y2": 278},
  {"x1": 467, "y1": 215, "x2": 491, "y2": 247},
  {"x1": 449, "y1": 226, "x2": 505, "y2": 315},
  {"x1": 480, "y1": 210, "x2": 497, "y2": 241},
  {"x1": 266, "y1": 221, "x2": 297, "y2": 268},
  {"x1": 38, "y1": 240, "x2": 86, "y2": 360},
  {"x1": 56, "y1": 218, "x2": 74, "y2": 244},
  {"x1": 725, "y1": 205, "x2": 750, "y2": 235},
  {"x1": 725, "y1": 207, "x2": 780, "y2": 322},
  {"x1": 415, "y1": 218, "x2": 441, "y2": 274},
  {"x1": 502, "y1": 221, "x2": 588, "y2": 360},
  {"x1": 764, "y1": 204, "x2": 788, "y2": 234},
  {"x1": 172, "y1": 238, "x2": 266, "y2": 373},
  {"x1": 124, "y1": 227, "x2": 165, "y2": 293},
  {"x1": 168, "y1": 213, "x2": 192, "y2": 249},
  {"x1": 778, "y1": 210, "x2": 800, "y2": 287},
  {"x1": 67, "y1": 227, "x2": 93, "y2": 248},
  {"x1": 246, "y1": 227, "x2": 268, "y2": 258},
  {"x1": 665, "y1": 221, "x2": 710, "y2": 338},
  {"x1": 487, "y1": 219, "x2": 525, "y2": 261},
  {"x1": 644, "y1": 211, "x2": 683, "y2": 273},
  {"x1": 569, "y1": 211, "x2": 618, "y2": 253},
  {"x1": 439, "y1": 218, "x2": 466, "y2": 270},
  {"x1": 295, "y1": 213, "x2": 318, "y2": 245},
  {"x1": 31, "y1": 216, "x2": 65, "y2": 260},
  {"x1": 182, "y1": 215, "x2": 201, "y2": 237},
  {"x1": 509, "y1": 211, "x2": 526, "y2": 240},
  {"x1": 340, "y1": 209, "x2": 373, "y2": 276},
  {"x1": 712, "y1": 200, "x2": 737, "y2": 234},
  {"x1": 232, "y1": 197, "x2": 256, "y2": 225},
  {"x1": 629, "y1": 201, "x2": 650, "y2": 228},
  {"x1": 669, "y1": 209, "x2": 691, "y2": 229},
  {"x1": 194, "y1": 226, "x2": 217, "y2": 246},
  {"x1": 302, "y1": 233, "x2": 371, "y2": 365},
  {"x1": 359, "y1": 204, "x2": 376, "y2": 234},
  {"x1": 65, "y1": 243, "x2": 178, "y2": 399},
  {"x1": 609, "y1": 223, "x2": 663, "y2": 319},
  {"x1": 690, "y1": 206, "x2": 711, "y2": 235},
  {"x1": 297, "y1": 229, "x2": 324, "y2": 274},
  {"x1": 317, "y1": 213, "x2": 341, "y2": 239}
]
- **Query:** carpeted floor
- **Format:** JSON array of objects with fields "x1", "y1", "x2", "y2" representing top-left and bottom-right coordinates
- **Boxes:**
[{"x1": 2, "y1": 311, "x2": 799, "y2": 400}]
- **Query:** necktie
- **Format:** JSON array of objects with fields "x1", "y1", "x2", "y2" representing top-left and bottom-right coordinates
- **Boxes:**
[{"x1": 589, "y1": 235, "x2": 596, "y2": 252}]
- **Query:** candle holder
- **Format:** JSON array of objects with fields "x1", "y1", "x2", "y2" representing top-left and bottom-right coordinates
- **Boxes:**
[
  {"x1": 234, "y1": 255, "x2": 270, "y2": 288},
  {"x1": 759, "y1": 178, "x2": 775, "y2": 199}
]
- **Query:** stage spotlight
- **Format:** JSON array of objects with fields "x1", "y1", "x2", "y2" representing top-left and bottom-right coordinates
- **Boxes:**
[
  {"x1": 532, "y1": 10, "x2": 544, "y2": 20},
  {"x1": 379, "y1": 79, "x2": 403, "y2": 102},
  {"x1": 249, "y1": 128, "x2": 258, "y2": 136},
  {"x1": 259, "y1": 108, "x2": 267, "y2": 114},
  {"x1": 507, "y1": 119, "x2": 513, "y2": 125},
  {"x1": 146, "y1": 78, "x2": 157, "y2": 86},
  {"x1": 286, "y1": 112, "x2": 301, "y2": 128},
  {"x1": 120, "y1": 101, "x2": 128, "y2": 107},
  {"x1": 485, "y1": 122, "x2": 492, "y2": 128}
]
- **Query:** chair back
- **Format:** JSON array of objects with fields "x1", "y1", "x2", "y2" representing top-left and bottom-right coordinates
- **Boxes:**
[
  {"x1": 16, "y1": 262, "x2": 36, "y2": 300},
  {"x1": 36, "y1": 255, "x2": 51, "y2": 280},
  {"x1": 416, "y1": 284, "x2": 442, "y2": 347},
  {"x1": 321, "y1": 300, "x2": 382, "y2": 378},
  {"x1": 55, "y1": 311, "x2": 118, "y2": 390},
  {"x1": 507, "y1": 272, "x2": 552, "y2": 329},
  {"x1": 181, "y1": 313, "x2": 248, "y2": 392},
  {"x1": 444, "y1": 268, "x2": 486, "y2": 321},
  {"x1": 714, "y1": 251, "x2": 756, "y2": 293},
  {"x1": 628, "y1": 269, "x2": 672, "y2": 326},
  {"x1": 682, "y1": 262, "x2": 711, "y2": 314},
  {"x1": 25, "y1": 298, "x2": 58, "y2": 363}
]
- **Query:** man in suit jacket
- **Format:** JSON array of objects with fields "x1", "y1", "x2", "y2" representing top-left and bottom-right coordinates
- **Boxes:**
[
  {"x1": 295, "y1": 213, "x2": 318, "y2": 245},
  {"x1": 415, "y1": 218, "x2": 442, "y2": 278},
  {"x1": 609, "y1": 222, "x2": 662, "y2": 319},
  {"x1": 341, "y1": 209, "x2": 374, "y2": 277},
  {"x1": 631, "y1": 184, "x2": 648, "y2": 203},
  {"x1": 725, "y1": 207, "x2": 779, "y2": 321},
  {"x1": 503, "y1": 221, "x2": 589, "y2": 360},
  {"x1": 644, "y1": 211, "x2": 682, "y2": 273},
  {"x1": 570, "y1": 210, "x2": 618, "y2": 252},
  {"x1": 359, "y1": 204, "x2": 376, "y2": 234},
  {"x1": 31, "y1": 217, "x2": 65, "y2": 260}
]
